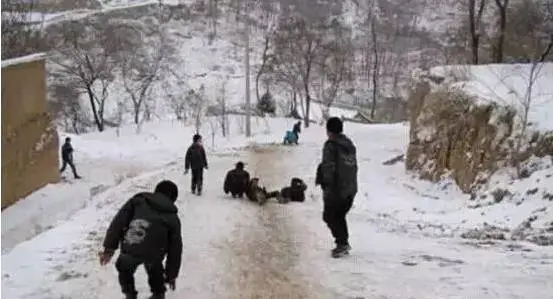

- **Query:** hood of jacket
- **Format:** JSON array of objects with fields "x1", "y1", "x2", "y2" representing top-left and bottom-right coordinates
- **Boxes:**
[{"x1": 142, "y1": 192, "x2": 178, "y2": 214}]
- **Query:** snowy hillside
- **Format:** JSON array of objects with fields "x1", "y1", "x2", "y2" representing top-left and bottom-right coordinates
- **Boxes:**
[
  {"x1": 430, "y1": 63, "x2": 553, "y2": 132},
  {"x1": 2, "y1": 118, "x2": 552, "y2": 298},
  {"x1": 29, "y1": 0, "x2": 477, "y2": 130}
]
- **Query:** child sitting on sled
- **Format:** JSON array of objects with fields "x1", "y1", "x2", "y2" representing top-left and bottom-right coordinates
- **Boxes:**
[{"x1": 283, "y1": 130, "x2": 298, "y2": 145}]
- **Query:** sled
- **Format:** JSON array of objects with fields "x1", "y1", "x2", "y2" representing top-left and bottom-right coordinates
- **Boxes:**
[{"x1": 282, "y1": 130, "x2": 298, "y2": 145}]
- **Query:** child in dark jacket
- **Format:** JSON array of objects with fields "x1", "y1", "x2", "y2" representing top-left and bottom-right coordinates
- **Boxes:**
[
  {"x1": 279, "y1": 177, "x2": 308, "y2": 203},
  {"x1": 184, "y1": 134, "x2": 208, "y2": 195},
  {"x1": 99, "y1": 180, "x2": 183, "y2": 299},
  {"x1": 224, "y1": 161, "x2": 250, "y2": 198}
]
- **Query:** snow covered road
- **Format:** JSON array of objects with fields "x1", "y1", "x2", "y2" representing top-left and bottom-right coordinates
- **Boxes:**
[{"x1": 2, "y1": 123, "x2": 553, "y2": 298}]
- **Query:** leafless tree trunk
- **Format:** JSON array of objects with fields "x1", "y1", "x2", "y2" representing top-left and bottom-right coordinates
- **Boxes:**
[
  {"x1": 318, "y1": 20, "x2": 352, "y2": 115},
  {"x1": 115, "y1": 101, "x2": 125, "y2": 137},
  {"x1": 493, "y1": 0, "x2": 509, "y2": 63},
  {"x1": 370, "y1": 16, "x2": 379, "y2": 119},
  {"x1": 207, "y1": 0, "x2": 219, "y2": 44},
  {"x1": 469, "y1": 0, "x2": 487, "y2": 64},
  {"x1": 538, "y1": 36, "x2": 553, "y2": 62},
  {"x1": 256, "y1": 35, "x2": 271, "y2": 103},
  {"x1": 194, "y1": 85, "x2": 207, "y2": 134},
  {"x1": 513, "y1": 61, "x2": 544, "y2": 176},
  {"x1": 218, "y1": 79, "x2": 229, "y2": 137},
  {"x1": 49, "y1": 82, "x2": 88, "y2": 134},
  {"x1": 271, "y1": 17, "x2": 325, "y2": 128},
  {"x1": 244, "y1": 0, "x2": 252, "y2": 137},
  {"x1": 50, "y1": 20, "x2": 138, "y2": 132}
]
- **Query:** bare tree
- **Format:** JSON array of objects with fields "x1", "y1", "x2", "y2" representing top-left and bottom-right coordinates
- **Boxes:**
[
  {"x1": 49, "y1": 19, "x2": 139, "y2": 131},
  {"x1": 468, "y1": 0, "x2": 488, "y2": 64},
  {"x1": 48, "y1": 81, "x2": 88, "y2": 134},
  {"x1": 256, "y1": 34, "x2": 272, "y2": 103},
  {"x1": 254, "y1": 2, "x2": 277, "y2": 103},
  {"x1": 492, "y1": 0, "x2": 509, "y2": 63},
  {"x1": 317, "y1": 20, "x2": 354, "y2": 116},
  {"x1": 207, "y1": 0, "x2": 219, "y2": 43},
  {"x1": 504, "y1": 0, "x2": 553, "y2": 62},
  {"x1": 114, "y1": 100, "x2": 126, "y2": 137},
  {"x1": 370, "y1": 14, "x2": 380, "y2": 119},
  {"x1": 188, "y1": 85, "x2": 207, "y2": 134},
  {"x1": 512, "y1": 62, "x2": 547, "y2": 176},
  {"x1": 119, "y1": 29, "x2": 167, "y2": 125},
  {"x1": 272, "y1": 16, "x2": 326, "y2": 127},
  {"x1": 163, "y1": 66, "x2": 190, "y2": 121},
  {"x1": 217, "y1": 79, "x2": 229, "y2": 137},
  {"x1": 1, "y1": 0, "x2": 46, "y2": 59}
]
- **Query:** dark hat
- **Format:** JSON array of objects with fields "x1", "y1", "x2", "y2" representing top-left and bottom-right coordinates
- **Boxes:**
[
  {"x1": 326, "y1": 117, "x2": 343, "y2": 134},
  {"x1": 65, "y1": 137, "x2": 71, "y2": 142},
  {"x1": 193, "y1": 134, "x2": 202, "y2": 142},
  {"x1": 155, "y1": 180, "x2": 179, "y2": 201},
  {"x1": 236, "y1": 161, "x2": 245, "y2": 169}
]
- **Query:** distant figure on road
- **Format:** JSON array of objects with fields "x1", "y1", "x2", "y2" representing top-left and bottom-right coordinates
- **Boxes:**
[
  {"x1": 224, "y1": 161, "x2": 250, "y2": 198},
  {"x1": 59, "y1": 137, "x2": 81, "y2": 179},
  {"x1": 316, "y1": 117, "x2": 358, "y2": 258},
  {"x1": 99, "y1": 180, "x2": 183, "y2": 299},
  {"x1": 278, "y1": 177, "x2": 308, "y2": 203},
  {"x1": 184, "y1": 134, "x2": 208, "y2": 195},
  {"x1": 283, "y1": 130, "x2": 298, "y2": 145},
  {"x1": 292, "y1": 121, "x2": 302, "y2": 141}
]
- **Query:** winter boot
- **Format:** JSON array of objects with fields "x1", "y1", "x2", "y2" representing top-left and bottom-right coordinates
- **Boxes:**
[
  {"x1": 148, "y1": 293, "x2": 165, "y2": 299},
  {"x1": 331, "y1": 244, "x2": 351, "y2": 258}
]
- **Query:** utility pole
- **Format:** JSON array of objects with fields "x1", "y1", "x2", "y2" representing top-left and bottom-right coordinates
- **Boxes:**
[{"x1": 244, "y1": 0, "x2": 252, "y2": 137}]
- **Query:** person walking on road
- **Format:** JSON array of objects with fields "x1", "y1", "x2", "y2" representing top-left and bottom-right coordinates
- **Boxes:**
[
  {"x1": 184, "y1": 134, "x2": 208, "y2": 195},
  {"x1": 59, "y1": 137, "x2": 82, "y2": 179},
  {"x1": 316, "y1": 117, "x2": 358, "y2": 258},
  {"x1": 98, "y1": 180, "x2": 183, "y2": 299}
]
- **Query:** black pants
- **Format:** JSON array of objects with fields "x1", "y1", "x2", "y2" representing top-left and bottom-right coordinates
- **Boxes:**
[
  {"x1": 115, "y1": 254, "x2": 166, "y2": 295},
  {"x1": 60, "y1": 159, "x2": 79, "y2": 177},
  {"x1": 191, "y1": 168, "x2": 204, "y2": 192},
  {"x1": 323, "y1": 195, "x2": 354, "y2": 246}
]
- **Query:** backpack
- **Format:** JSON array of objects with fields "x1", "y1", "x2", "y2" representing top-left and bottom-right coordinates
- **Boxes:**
[{"x1": 334, "y1": 143, "x2": 358, "y2": 198}]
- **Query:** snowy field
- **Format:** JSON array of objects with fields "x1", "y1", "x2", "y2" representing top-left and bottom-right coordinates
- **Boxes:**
[{"x1": 2, "y1": 116, "x2": 553, "y2": 299}]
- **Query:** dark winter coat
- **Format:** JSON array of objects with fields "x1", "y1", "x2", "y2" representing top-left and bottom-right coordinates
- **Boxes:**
[
  {"x1": 293, "y1": 122, "x2": 301, "y2": 135},
  {"x1": 280, "y1": 178, "x2": 307, "y2": 202},
  {"x1": 102, "y1": 192, "x2": 183, "y2": 280},
  {"x1": 61, "y1": 142, "x2": 74, "y2": 162},
  {"x1": 224, "y1": 168, "x2": 250, "y2": 195},
  {"x1": 318, "y1": 133, "x2": 358, "y2": 201},
  {"x1": 185, "y1": 143, "x2": 208, "y2": 170}
]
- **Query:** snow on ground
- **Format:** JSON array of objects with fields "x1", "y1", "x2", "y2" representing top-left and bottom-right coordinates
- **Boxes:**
[
  {"x1": 1, "y1": 116, "x2": 295, "y2": 254},
  {"x1": 298, "y1": 101, "x2": 359, "y2": 124},
  {"x1": 430, "y1": 62, "x2": 553, "y2": 131},
  {"x1": 2, "y1": 119, "x2": 553, "y2": 298}
]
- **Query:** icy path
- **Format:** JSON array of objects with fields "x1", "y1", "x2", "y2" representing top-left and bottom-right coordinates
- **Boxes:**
[{"x1": 2, "y1": 124, "x2": 553, "y2": 298}]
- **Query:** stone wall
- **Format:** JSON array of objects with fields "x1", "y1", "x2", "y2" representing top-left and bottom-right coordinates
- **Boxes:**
[
  {"x1": 1, "y1": 54, "x2": 60, "y2": 209},
  {"x1": 405, "y1": 71, "x2": 553, "y2": 193}
]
